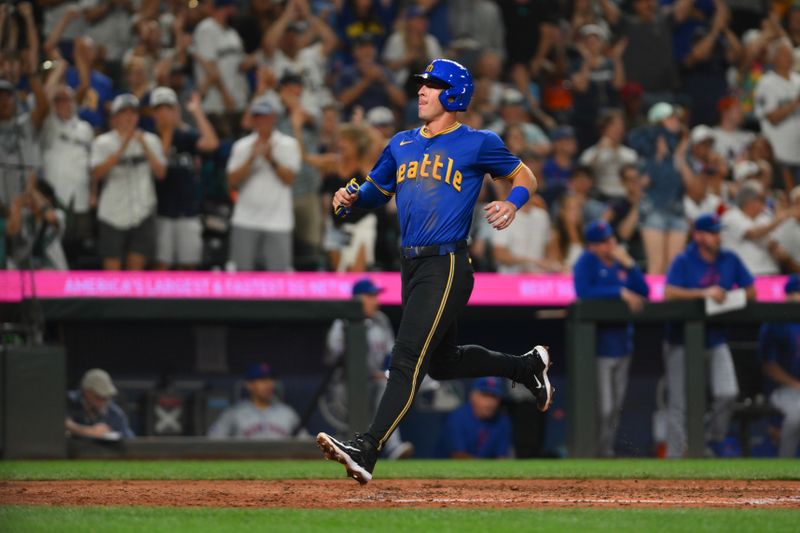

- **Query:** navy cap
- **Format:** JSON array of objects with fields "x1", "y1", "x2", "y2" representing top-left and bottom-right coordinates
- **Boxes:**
[
  {"x1": 785, "y1": 274, "x2": 800, "y2": 294},
  {"x1": 584, "y1": 220, "x2": 614, "y2": 243},
  {"x1": 352, "y1": 278, "x2": 384, "y2": 297},
  {"x1": 245, "y1": 362, "x2": 273, "y2": 381},
  {"x1": 550, "y1": 125, "x2": 575, "y2": 141},
  {"x1": 694, "y1": 213, "x2": 722, "y2": 233},
  {"x1": 471, "y1": 377, "x2": 505, "y2": 397},
  {"x1": 214, "y1": 0, "x2": 238, "y2": 7}
]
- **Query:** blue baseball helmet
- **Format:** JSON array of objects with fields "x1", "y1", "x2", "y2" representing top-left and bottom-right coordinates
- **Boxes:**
[{"x1": 414, "y1": 59, "x2": 474, "y2": 112}]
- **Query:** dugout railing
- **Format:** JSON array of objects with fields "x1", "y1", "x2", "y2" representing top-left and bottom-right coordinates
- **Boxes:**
[{"x1": 566, "y1": 300, "x2": 800, "y2": 458}]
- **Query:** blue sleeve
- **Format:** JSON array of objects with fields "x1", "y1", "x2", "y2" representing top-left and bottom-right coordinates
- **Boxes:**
[
  {"x1": 665, "y1": 254, "x2": 687, "y2": 288},
  {"x1": 477, "y1": 131, "x2": 524, "y2": 180},
  {"x1": 625, "y1": 265, "x2": 650, "y2": 298},
  {"x1": 365, "y1": 141, "x2": 398, "y2": 197},
  {"x1": 734, "y1": 255, "x2": 755, "y2": 289},
  {"x1": 574, "y1": 254, "x2": 623, "y2": 300}
]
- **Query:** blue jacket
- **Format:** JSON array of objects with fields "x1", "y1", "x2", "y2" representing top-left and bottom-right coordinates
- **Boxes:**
[
  {"x1": 67, "y1": 390, "x2": 135, "y2": 438},
  {"x1": 436, "y1": 402, "x2": 511, "y2": 458},
  {"x1": 574, "y1": 250, "x2": 650, "y2": 357}
]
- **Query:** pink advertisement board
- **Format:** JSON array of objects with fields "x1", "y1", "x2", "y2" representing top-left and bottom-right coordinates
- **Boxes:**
[{"x1": 0, "y1": 271, "x2": 790, "y2": 306}]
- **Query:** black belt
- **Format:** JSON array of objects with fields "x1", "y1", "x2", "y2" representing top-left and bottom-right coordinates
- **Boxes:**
[{"x1": 401, "y1": 240, "x2": 467, "y2": 259}]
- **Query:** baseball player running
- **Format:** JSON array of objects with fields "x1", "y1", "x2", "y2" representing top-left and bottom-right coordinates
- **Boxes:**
[{"x1": 317, "y1": 59, "x2": 554, "y2": 484}]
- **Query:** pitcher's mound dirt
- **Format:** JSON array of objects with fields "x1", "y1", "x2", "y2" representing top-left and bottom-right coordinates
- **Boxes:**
[{"x1": 2, "y1": 479, "x2": 799, "y2": 509}]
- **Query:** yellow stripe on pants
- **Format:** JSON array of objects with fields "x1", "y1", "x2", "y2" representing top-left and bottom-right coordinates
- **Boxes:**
[{"x1": 379, "y1": 252, "x2": 456, "y2": 448}]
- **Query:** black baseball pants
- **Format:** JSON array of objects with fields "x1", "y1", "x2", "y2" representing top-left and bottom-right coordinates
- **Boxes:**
[{"x1": 365, "y1": 248, "x2": 530, "y2": 450}]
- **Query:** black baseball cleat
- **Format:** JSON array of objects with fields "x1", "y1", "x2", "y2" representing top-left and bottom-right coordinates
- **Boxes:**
[
  {"x1": 316, "y1": 432, "x2": 378, "y2": 485},
  {"x1": 518, "y1": 345, "x2": 555, "y2": 412}
]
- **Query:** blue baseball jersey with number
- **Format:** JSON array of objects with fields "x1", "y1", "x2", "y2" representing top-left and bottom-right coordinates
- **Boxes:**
[{"x1": 365, "y1": 122, "x2": 523, "y2": 247}]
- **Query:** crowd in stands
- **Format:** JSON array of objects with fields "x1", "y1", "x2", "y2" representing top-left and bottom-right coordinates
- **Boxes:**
[{"x1": 1, "y1": 0, "x2": 800, "y2": 275}]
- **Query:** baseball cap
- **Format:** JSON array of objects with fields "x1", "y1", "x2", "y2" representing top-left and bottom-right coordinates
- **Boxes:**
[
  {"x1": 0, "y1": 79, "x2": 14, "y2": 93},
  {"x1": 579, "y1": 24, "x2": 608, "y2": 41},
  {"x1": 584, "y1": 220, "x2": 614, "y2": 243},
  {"x1": 81, "y1": 369, "x2": 118, "y2": 398},
  {"x1": 694, "y1": 213, "x2": 722, "y2": 233},
  {"x1": 689, "y1": 125, "x2": 715, "y2": 145},
  {"x1": 366, "y1": 106, "x2": 394, "y2": 127},
  {"x1": 471, "y1": 377, "x2": 505, "y2": 397},
  {"x1": 111, "y1": 93, "x2": 140, "y2": 114},
  {"x1": 150, "y1": 86, "x2": 178, "y2": 107},
  {"x1": 648, "y1": 102, "x2": 674, "y2": 124},
  {"x1": 352, "y1": 278, "x2": 384, "y2": 296},
  {"x1": 250, "y1": 99, "x2": 275, "y2": 116},
  {"x1": 732, "y1": 160, "x2": 760, "y2": 182},
  {"x1": 214, "y1": 0, "x2": 238, "y2": 7},
  {"x1": 550, "y1": 125, "x2": 575, "y2": 141},
  {"x1": 245, "y1": 362, "x2": 273, "y2": 381},
  {"x1": 785, "y1": 274, "x2": 800, "y2": 294},
  {"x1": 500, "y1": 87, "x2": 525, "y2": 107}
]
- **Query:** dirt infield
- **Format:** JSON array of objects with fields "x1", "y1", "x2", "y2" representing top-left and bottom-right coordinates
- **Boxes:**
[{"x1": 2, "y1": 479, "x2": 799, "y2": 509}]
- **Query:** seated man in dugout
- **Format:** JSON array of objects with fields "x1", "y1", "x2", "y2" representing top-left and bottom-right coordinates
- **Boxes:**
[{"x1": 66, "y1": 368, "x2": 134, "y2": 440}]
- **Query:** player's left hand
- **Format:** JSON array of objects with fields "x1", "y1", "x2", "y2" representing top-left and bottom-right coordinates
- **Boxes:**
[{"x1": 484, "y1": 201, "x2": 516, "y2": 230}]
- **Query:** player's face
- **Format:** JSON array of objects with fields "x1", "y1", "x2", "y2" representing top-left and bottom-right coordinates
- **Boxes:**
[
  {"x1": 360, "y1": 294, "x2": 380, "y2": 318},
  {"x1": 694, "y1": 230, "x2": 721, "y2": 255},
  {"x1": 246, "y1": 378, "x2": 275, "y2": 405},
  {"x1": 417, "y1": 82, "x2": 446, "y2": 122},
  {"x1": 787, "y1": 292, "x2": 800, "y2": 303},
  {"x1": 590, "y1": 237, "x2": 615, "y2": 260},
  {"x1": 469, "y1": 390, "x2": 501, "y2": 420}
]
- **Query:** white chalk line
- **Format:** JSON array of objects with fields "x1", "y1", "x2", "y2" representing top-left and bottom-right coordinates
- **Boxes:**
[{"x1": 345, "y1": 496, "x2": 800, "y2": 507}]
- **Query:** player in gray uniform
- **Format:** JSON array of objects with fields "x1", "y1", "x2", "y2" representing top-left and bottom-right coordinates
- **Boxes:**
[
  {"x1": 208, "y1": 363, "x2": 303, "y2": 439},
  {"x1": 326, "y1": 278, "x2": 414, "y2": 459}
]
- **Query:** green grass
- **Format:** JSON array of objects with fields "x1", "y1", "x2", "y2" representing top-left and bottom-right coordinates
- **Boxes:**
[
  {"x1": 2, "y1": 507, "x2": 799, "y2": 533},
  {"x1": 1, "y1": 458, "x2": 799, "y2": 481}
]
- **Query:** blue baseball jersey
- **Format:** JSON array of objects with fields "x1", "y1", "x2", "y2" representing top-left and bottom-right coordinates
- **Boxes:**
[
  {"x1": 366, "y1": 122, "x2": 523, "y2": 247},
  {"x1": 665, "y1": 243, "x2": 754, "y2": 347},
  {"x1": 759, "y1": 322, "x2": 800, "y2": 389},
  {"x1": 436, "y1": 402, "x2": 511, "y2": 459},
  {"x1": 573, "y1": 250, "x2": 650, "y2": 357}
]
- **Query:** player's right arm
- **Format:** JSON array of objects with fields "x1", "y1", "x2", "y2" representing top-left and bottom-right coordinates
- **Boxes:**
[{"x1": 332, "y1": 141, "x2": 397, "y2": 214}]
